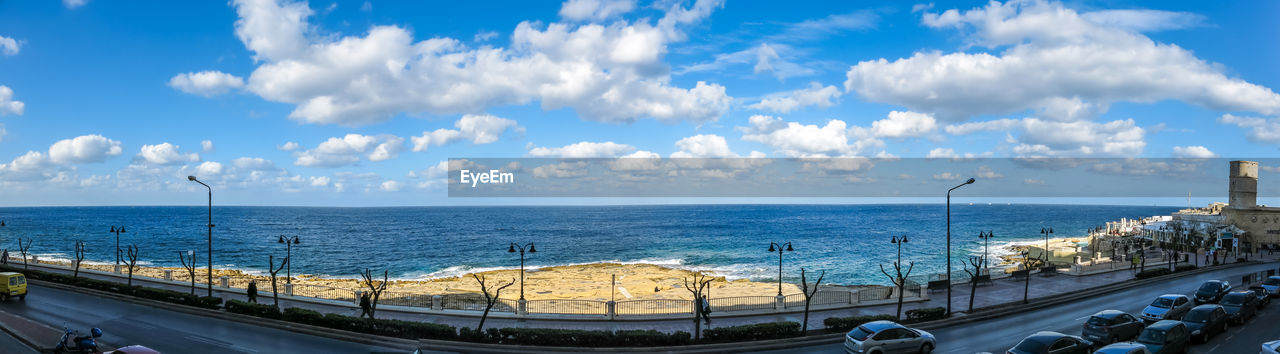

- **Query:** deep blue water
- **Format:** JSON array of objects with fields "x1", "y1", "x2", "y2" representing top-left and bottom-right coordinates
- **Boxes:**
[{"x1": 0, "y1": 204, "x2": 1179, "y2": 285}]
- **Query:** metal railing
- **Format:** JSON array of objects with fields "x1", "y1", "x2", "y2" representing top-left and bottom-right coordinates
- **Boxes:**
[
  {"x1": 616, "y1": 299, "x2": 691, "y2": 316},
  {"x1": 709, "y1": 295, "x2": 775, "y2": 312},
  {"x1": 291, "y1": 284, "x2": 357, "y2": 302},
  {"x1": 525, "y1": 299, "x2": 608, "y2": 315},
  {"x1": 441, "y1": 293, "x2": 515, "y2": 312},
  {"x1": 378, "y1": 291, "x2": 434, "y2": 308},
  {"x1": 858, "y1": 286, "x2": 894, "y2": 301}
]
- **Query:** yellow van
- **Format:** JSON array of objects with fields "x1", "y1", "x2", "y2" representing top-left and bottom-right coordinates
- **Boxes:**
[{"x1": 0, "y1": 272, "x2": 27, "y2": 301}]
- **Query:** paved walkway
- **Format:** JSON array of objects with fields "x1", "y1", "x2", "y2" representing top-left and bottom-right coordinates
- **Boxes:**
[{"x1": 6, "y1": 250, "x2": 1279, "y2": 335}]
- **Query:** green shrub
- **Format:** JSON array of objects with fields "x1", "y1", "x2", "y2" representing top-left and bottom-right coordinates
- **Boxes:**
[
  {"x1": 904, "y1": 307, "x2": 946, "y2": 323},
  {"x1": 0, "y1": 265, "x2": 221, "y2": 309},
  {"x1": 1136, "y1": 268, "x2": 1172, "y2": 279},
  {"x1": 823, "y1": 314, "x2": 897, "y2": 332},
  {"x1": 280, "y1": 311, "x2": 456, "y2": 341},
  {"x1": 1174, "y1": 264, "x2": 1198, "y2": 272},
  {"x1": 226, "y1": 299, "x2": 282, "y2": 319},
  {"x1": 702, "y1": 321, "x2": 800, "y2": 342},
  {"x1": 282, "y1": 307, "x2": 324, "y2": 323}
]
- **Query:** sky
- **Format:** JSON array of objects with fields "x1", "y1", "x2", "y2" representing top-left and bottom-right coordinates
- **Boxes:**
[{"x1": 0, "y1": 0, "x2": 1277, "y2": 206}]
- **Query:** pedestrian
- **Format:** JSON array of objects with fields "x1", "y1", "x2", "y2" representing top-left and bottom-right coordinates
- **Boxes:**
[
  {"x1": 246, "y1": 280, "x2": 258, "y2": 303},
  {"x1": 699, "y1": 295, "x2": 711, "y2": 326},
  {"x1": 0, "y1": 249, "x2": 7, "y2": 265},
  {"x1": 359, "y1": 292, "x2": 372, "y2": 318},
  {"x1": 1130, "y1": 253, "x2": 1138, "y2": 272}
]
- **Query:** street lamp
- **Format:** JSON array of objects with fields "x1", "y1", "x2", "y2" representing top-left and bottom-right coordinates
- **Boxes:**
[
  {"x1": 188, "y1": 175, "x2": 214, "y2": 297},
  {"x1": 945, "y1": 177, "x2": 975, "y2": 317},
  {"x1": 508, "y1": 242, "x2": 536, "y2": 300},
  {"x1": 109, "y1": 226, "x2": 126, "y2": 266},
  {"x1": 891, "y1": 235, "x2": 909, "y2": 265},
  {"x1": 978, "y1": 231, "x2": 994, "y2": 271},
  {"x1": 278, "y1": 235, "x2": 300, "y2": 283},
  {"x1": 1040, "y1": 227, "x2": 1054, "y2": 266},
  {"x1": 767, "y1": 242, "x2": 794, "y2": 296}
]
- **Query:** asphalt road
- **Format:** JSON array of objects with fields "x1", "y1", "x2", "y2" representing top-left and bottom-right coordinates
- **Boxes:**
[
  {"x1": 760, "y1": 262, "x2": 1280, "y2": 354},
  {"x1": 2, "y1": 284, "x2": 411, "y2": 354},
  {"x1": 0, "y1": 327, "x2": 37, "y2": 354}
]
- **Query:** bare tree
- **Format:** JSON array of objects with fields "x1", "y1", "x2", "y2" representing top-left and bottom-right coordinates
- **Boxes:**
[
  {"x1": 125, "y1": 245, "x2": 139, "y2": 286},
  {"x1": 683, "y1": 273, "x2": 713, "y2": 341},
  {"x1": 1018, "y1": 250, "x2": 1039, "y2": 304},
  {"x1": 360, "y1": 268, "x2": 390, "y2": 319},
  {"x1": 961, "y1": 256, "x2": 984, "y2": 313},
  {"x1": 799, "y1": 268, "x2": 825, "y2": 334},
  {"x1": 18, "y1": 238, "x2": 32, "y2": 270},
  {"x1": 470, "y1": 273, "x2": 514, "y2": 332},
  {"x1": 267, "y1": 254, "x2": 289, "y2": 309},
  {"x1": 179, "y1": 251, "x2": 197, "y2": 295},
  {"x1": 72, "y1": 240, "x2": 86, "y2": 278},
  {"x1": 879, "y1": 260, "x2": 915, "y2": 321}
]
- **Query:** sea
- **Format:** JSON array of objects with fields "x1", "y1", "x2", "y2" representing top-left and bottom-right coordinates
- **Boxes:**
[{"x1": 0, "y1": 204, "x2": 1180, "y2": 286}]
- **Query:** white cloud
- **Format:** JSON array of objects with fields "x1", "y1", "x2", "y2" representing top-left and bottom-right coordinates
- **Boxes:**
[
  {"x1": 528, "y1": 141, "x2": 636, "y2": 158},
  {"x1": 0, "y1": 86, "x2": 25, "y2": 116},
  {"x1": 309, "y1": 176, "x2": 330, "y2": 186},
  {"x1": 946, "y1": 117, "x2": 1145, "y2": 156},
  {"x1": 0, "y1": 36, "x2": 19, "y2": 56},
  {"x1": 1080, "y1": 9, "x2": 1206, "y2": 33},
  {"x1": 1172, "y1": 146, "x2": 1215, "y2": 158},
  {"x1": 747, "y1": 82, "x2": 842, "y2": 113},
  {"x1": 278, "y1": 141, "x2": 301, "y2": 151},
  {"x1": 740, "y1": 115, "x2": 872, "y2": 157},
  {"x1": 136, "y1": 143, "x2": 201, "y2": 165},
  {"x1": 0, "y1": 151, "x2": 52, "y2": 181},
  {"x1": 671, "y1": 134, "x2": 736, "y2": 158},
  {"x1": 678, "y1": 43, "x2": 814, "y2": 80},
  {"x1": 769, "y1": 10, "x2": 878, "y2": 42},
  {"x1": 927, "y1": 148, "x2": 955, "y2": 158},
  {"x1": 367, "y1": 136, "x2": 405, "y2": 162},
  {"x1": 932, "y1": 172, "x2": 962, "y2": 181},
  {"x1": 845, "y1": 0, "x2": 1280, "y2": 121},
  {"x1": 378, "y1": 180, "x2": 402, "y2": 192},
  {"x1": 474, "y1": 31, "x2": 498, "y2": 42},
  {"x1": 231, "y1": 157, "x2": 278, "y2": 171},
  {"x1": 201, "y1": 140, "x2": 215, "y2": 152},
  {"x1": 411, "y1": 114, "x2": 519, "y2": 152},
  {"x1": 196, "y1": 161, "x2": 224, "y2": 176},
  {"x1": 974, "y1": 165, "x2": 1004, "y2": 179},
  {"x1": 49, "y1": 135, "x2": 123, "y2": 164},
  {"x1": 1218, "y1": 114, "x2": 1280, "y2": 144},
  {"x1": 168, "y1": 71, "x2": 245, "y2": 97},
  {"x1": 559, "y1": 0, "x2": 635, "y2": 22},
  {"x1": 870, "y1": 111, "x2": 937, "y2": 139},
  {"x1": 1024, "y1": 178, "x2": 1045, "y2": 185},
  {"x1": 63, "y1": 0, "x2": 88, "y2": 9},
  {"x1": 219, "y1": 0, "x2": 730, "y2": 126},
  {"x1": 293, "y1": 134, "x2": 403, "y2": 167}
]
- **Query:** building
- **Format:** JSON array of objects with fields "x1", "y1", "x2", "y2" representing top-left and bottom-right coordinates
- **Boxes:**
[{"x1": 1173, "y1": 160, "x2": 1280, "y2": 253}]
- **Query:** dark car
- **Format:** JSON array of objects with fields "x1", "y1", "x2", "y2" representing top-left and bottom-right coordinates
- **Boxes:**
[
  {"x1": 1179, "y1": 304, "x2": 1228, "y2": 343},
  {"x1": 1248, "y1": 286, "x2": 1272, "y2": 308},
  {"x1": 1082, "y1": 310, "x2": 1144, "y2": 345},
  {"x1": 1220, "y1": 291, "x2": 1258, "y2": 325},
  {"x1": 1135, "y1": 320, "x2": 1190, "y2": 354},
  {"x1": 1194, "y1": 280, "x2": 1232, "y2": 304},
  {"x1": 1007, "y1": 331, "x2": 1094, "y2": 354}
]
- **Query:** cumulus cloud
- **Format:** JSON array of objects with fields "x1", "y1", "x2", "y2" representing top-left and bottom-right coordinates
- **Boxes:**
[
  {"x1": 747, "y1": 83, "x2": 842, "y2": 113},
  {"x1": 845, "y1": 0, "x2": 1280, "y2": 121},
  {"x1": 211, "y1": 0, "x2": 730, "y2": 126},
  {"x1": 528, "y1": 141, "x2": 636, "y2": 158},
  {"x1": 0, "y1": 36, "x2": 19, "y2": 56},
  {"x1": 411, "y1": 114, "x2": 519, "y2": 152},
  {"x1": 49, "y1": 135, "x2": 123, "y2": 164},
  {"x1": 946, "y1": 117, "x2": 1145, "y2": 156},
  {"x1": 168, "y1": 71, "x2": 245, "y2": 97},
  {"x1": 1218, "y1": 114, "x2": 1280, "y2": 144},
  {"x1": 378, "y1": 180, "x2": 402, "y2": 192},
  {"x1": 869, "y1": 111, "x2": 937, "y2": 139},
  {"x1": 278, "y1": 141, "x2": 301, "y2": 151},
  {"x1": 231, "y1": 157, "x2": 278, "y2": 171},
  {"x1": 0, "y1": 86, "x2": 25, "y2": 116},
  {"x1": 201, "y1": 140, "x2": 215, "y2": 152},
  {"x1": 740, "y1": 115, "x2": 874, "y2": 157},
  {"x1": 293, "y1": 134, "x2": 404, "y2": 167},
  {"x1": 1079, "y1": 9, "x2": 1206, "y2": 33},
  {"x1": 559, "y1": 0, "x2": 635, "y2": 22},
  {"x1": 1172, "y1": 146, "x2": 1215, "y2": 158},
  {"x1": 671, "y1": 134, "x2": 737, "y2": 158},
  {"x1": 136, "y1": 143, "x2": 201, "y2": 165}
]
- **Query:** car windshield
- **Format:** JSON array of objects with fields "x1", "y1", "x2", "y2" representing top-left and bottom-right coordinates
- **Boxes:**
[
  {"x1": 1183, "y1": 310, "x2": 1210, "y2": 323},
  {"x1": 1086, "y1": 316, "x2": 1110, "y2": 326},
  {"x1": 1265, "y1": 278, "x2": 1280, "y2": 286},
  {"x1": 1198, "y1": 282, "x2": 1221, "y2": 292},
  {"x1": 848, "y1": 326, "x2": 874, "y2": 341},
  {"x1": 1220, "y1": 294, "x2": 1245, "y2": 306},
  {"x1": 1150, "y1": 298, "x2": 1173, "y2": 308},
  {"x1": 1012, "y1": 338, "x2": 1048, "y2": 353},
  {"x1": 1138, "y1": 329, "x2": 1167, "y2": 344}
]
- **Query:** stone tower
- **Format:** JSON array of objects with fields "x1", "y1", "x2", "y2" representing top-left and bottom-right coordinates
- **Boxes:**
[{"x1": 1229, "y1": 160, "x2": 1258, "y2": 210}]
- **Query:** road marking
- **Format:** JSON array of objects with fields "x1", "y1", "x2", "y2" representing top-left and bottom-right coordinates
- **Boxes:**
[{"x1": 1074, "y1": 315, "x2": 1090, "y2": 321}]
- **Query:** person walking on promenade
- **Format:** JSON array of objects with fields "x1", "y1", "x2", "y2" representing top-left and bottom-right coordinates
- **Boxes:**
[
  {"x1": 0, "y1": 249, "x2": 7, "y2": 265},
  {"x1": 699, "y1": 295, "x2": 712, "y2": 326},
  {"x1": 246, "y1": 280, "x2": 258, "y2": 304},
  {"x1": 359, "y1": 292, "x2": 372, "y2": 318}
]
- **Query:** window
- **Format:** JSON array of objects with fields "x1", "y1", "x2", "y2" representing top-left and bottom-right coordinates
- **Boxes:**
[
  {"x1": 873, "y1": 329, "x2": 899, "y2": 341},
  {"x1": 1049, "y1": 338, "x2": 1076, "y2": 350},
  {"x1": 6, "y1": 278, "x2": 13, "y2": 286},
  {"x1": 1174, "y1": 297, "x2": 1188, "y2": 306}
]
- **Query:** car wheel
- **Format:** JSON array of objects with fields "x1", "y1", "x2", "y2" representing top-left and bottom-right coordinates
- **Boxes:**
[
  {"x1": 0, "y1": 294, "x2": 7, "y2": 302},
  {"x1": 919, "y1": 343, "x2": 933, "y2": 354}
]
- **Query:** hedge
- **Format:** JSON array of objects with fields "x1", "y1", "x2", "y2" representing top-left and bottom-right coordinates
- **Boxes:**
[
  {"x1": 904, "y1": 307, "x2": 946, "y2": 323},
  {"x1": 226, "y1": 299, "x2": 282, "y2": 319},
  {"x1": 823, "y1": 314, "x2": 898, "y2": 332},
  {"x1": 279, "y1": 308, "x2": 456, "y2": 340},
  {"x1": 1135, "y1": 268, "x2": 1173, "y2": 279},
  {"x1": 0, "y1": 265, "x2": 222, "y2": 309},
  {"x1": 1175, "y1": 264, "x2": 1198, "y2": 272},
  {"x1": 702, "y1": 321, "x2": 800, "y2": 342},
  {"x1": 459, "y1": 327, "x2": 691, "y2": 346}
]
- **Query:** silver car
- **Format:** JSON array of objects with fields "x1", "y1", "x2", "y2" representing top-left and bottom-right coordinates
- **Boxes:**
[
  {"x1": 844, "y1": 320, "x2": 936, "y2": 354},
  {"x1": 1140, "y1": 294, "x2": 1192, "y2": 323},
  {"x1": 1093, "y1": 342, "x2": 1152, "y2": 354}
]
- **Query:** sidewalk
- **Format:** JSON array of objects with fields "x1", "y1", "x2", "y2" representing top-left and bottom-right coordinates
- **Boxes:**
[{"x1": 6, "y1": 250, "x2": 1279, "y2": 335}]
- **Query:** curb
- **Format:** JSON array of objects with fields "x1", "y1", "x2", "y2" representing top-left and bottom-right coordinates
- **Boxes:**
[{"x1": 0, "y1": 311, "x2": 47, "y2": 353}]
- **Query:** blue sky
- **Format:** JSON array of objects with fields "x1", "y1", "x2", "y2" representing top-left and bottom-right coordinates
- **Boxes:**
[{"x1": 0, "y1": 0, "x2": 1277, "y2": 206}]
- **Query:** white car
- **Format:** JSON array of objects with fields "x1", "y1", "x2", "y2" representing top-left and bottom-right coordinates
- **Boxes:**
[
  {"x1": 844, "y1": 320, "x2": 936, "y2": 354},
  {"x1": 1140, "y1": 294, "x2": 1193, "y2": 323},
  {"x1": 1263, "y1": 339, "x2": 1279, "y2": 354},
  {"x1": 1262, "y1": 276, "x2": 1280, "y2": 298}
]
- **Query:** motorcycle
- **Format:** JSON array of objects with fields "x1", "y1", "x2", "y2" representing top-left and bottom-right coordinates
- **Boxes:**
[{"x1": 53, "y1": 325, "x2": 102, "y2": 353}]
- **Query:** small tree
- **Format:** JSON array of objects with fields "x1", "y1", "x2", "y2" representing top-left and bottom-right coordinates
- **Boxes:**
[
  {"x1": 268, "y1": 254, "x2": 289, "y2": 309},
  {"x1": 360, "y1": 268, "x2": 390, "y2": 319},
  {"x1": 470, "y1": 273, "x2": 514, "y2": 333},
  {"x1": 72, "y1": 240, "x2": 86, "y2": 278},
  {"x1": 799, "y1": 268, "x2": 825, "y2": 334},
  {"x1": 18, "y1": 238, "x2": 32, "y2": 270},
  {"x1": 683, "y1": 272, "x2": 713, "y2": 341},
  {"x1": 961, "y1": 256, "x2": 984, "y2": 313},
  {"x1": 179, "y1": 251, "x2": 197, "y2": 295},
  {"x1": 879, "y1": 259, "x2": 915, "y2": 320},
  {"x1": 1019, "y1": 250, "x2": 1038, "y2": 304},
  {"x1": 124, "y1": 245, "x2": 139, "y2": 286}
]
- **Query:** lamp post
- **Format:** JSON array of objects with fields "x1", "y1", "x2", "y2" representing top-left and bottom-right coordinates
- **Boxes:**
[
  {"x1": 978, "y1": 231, "x2": 994, "y2": 272},
  {"x1": 945, "y1": 177, "x2": 975, "y2": 317},
  {"x1": 109, "y1": 226, "x2": 126, "y2": 266},
  {"x1": 187, "y1": 175, "x2": 214, "y2": 297},
  {"x1": 891, "y1": 235, "x2": 909, "y2": 266},
  {"x1": 278, "y1": 235, "x2": 300, "y2": 283},
  {"x1": 1040, "y1": 227, "x2": 1054, "y2": 266},
  {"x1": 507, "y1": 242, "x2": 536, "y2": 301},
  {"x1": 767, "y1": 242, "x2": 793, "y2": 296}
]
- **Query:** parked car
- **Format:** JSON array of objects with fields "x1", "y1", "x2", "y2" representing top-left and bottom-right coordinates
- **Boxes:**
[
  {"x1": 1007, "y1": 331, "x2": 1094, "y2": 354},
  {"x1": 1139, "y1": 295, "x2": 1192, "y2": 323},
  {"x1": 1179, "y1": 304, "x2": 1227, "y2": 343},
  {"x1": 1263, "y1": 339, "x2": 1280, "y2": 354},
  {"x1": 842, "y1": 320, "x2": 935, "y2": 354},
  {"x1": 1134, "y1": 320, "x2": 1190, "y2": 354},
  {"x1": 1219, "y1": 291, "x2": 1258, "y2": 325},
  {"x1": 1248, "y1": 286, "x2": 1271, "y2": 308},
  {"x1": 105, "y1": 345, "x2": 161, "y2": 354},
  {"x1": 1082, "y1": 310, "x2": 1144, "y2": 345},
  {"x1": 1194, "y1": 280, "x2": 1231, "y2": 304},
  {"x1": 1262, "y1": 276, "x2": 1280, "y2": 297},
  {"x1": 1092, "y1": 342, "x2": 1152, "y2": 354},
  {"x1": 0, "y1": 272, "x2": 27, "y2": 301}
]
